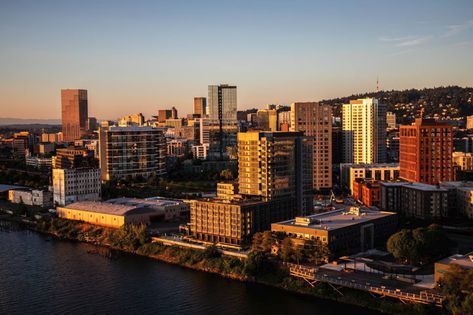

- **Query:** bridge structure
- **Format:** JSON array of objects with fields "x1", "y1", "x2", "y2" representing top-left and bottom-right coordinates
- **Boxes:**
[{"x1": 286, "y1": 263, "x2": 445, "y2": 307}]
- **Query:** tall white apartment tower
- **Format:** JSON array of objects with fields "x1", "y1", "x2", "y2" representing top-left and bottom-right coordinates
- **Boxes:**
[
  {"x1": 290, "y1": 102, "x2": 332, "y2": 191},
  {"x1": 342, "y1": 98, "x2": 387, "y2": 164}
]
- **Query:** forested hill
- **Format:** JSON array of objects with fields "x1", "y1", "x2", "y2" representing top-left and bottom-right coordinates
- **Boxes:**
[{"x1": 323, "y1": 86, "x2": 473, "y2": 124}]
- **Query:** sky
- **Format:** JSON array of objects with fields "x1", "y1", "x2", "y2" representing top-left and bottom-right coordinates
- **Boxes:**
[{"x1": 1, "y1": 0, "x2": 472, "y2": 120}]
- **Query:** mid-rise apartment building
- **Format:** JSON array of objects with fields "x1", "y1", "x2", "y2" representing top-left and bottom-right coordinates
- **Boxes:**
[
  {"x1": 340, "y1": 163, "x2": 400, "y2": 194},
  {"x1": 380, "y1": 182, "x2": 450, "y2": 219},
  {"x1": 400, "y1": 118, "x2": 453, "y2": 184},
  {"x1": 98, "y1": 126, "x2": 166, "y2": 181},
  {"x1": 53, "y1": 168, "x2": 101, "y2": 206},
  {"x1": 190, "y1": 198, "x2": 297, "y2": 246}
]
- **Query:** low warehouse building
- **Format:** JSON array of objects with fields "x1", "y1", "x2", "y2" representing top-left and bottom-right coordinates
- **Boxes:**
[
  {"x1": 57, "y1": 201, "x2": 159, "y2": 228},
  {"x1": 106, "y1": 197, "x2": 190, "y2": 221}
]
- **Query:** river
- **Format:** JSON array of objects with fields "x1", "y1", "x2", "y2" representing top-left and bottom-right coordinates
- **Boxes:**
[{"x1": 0, "y1": 224, "x2": 381, "y2": 314}]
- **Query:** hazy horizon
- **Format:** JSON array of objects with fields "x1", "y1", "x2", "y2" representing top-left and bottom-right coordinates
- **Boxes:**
[{"x1": 1, "y1": 0, "x2": 472, "y2": 119}]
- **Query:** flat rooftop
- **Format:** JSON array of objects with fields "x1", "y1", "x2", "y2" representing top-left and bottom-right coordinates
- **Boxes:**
[
  {"x1": 381, "y1": 181, "x2": 449, "y2": 192},
  {"x1": 437, "y1": 252, "x2": 473, "y2": 269},
  {"x1": 340, "y1": 163, "x2": 399, "y2": 169},
  {"x1": 60, "y1": 201, "x2": 154, "y2": 216},
  {"x1": 195, "y1": 197, "x2": 269, "y2": 206},
  {"x1": 107, "y1": 197, "x2": 185, "y2": 208},
  {"x1": 273, "y1": 208, "x2": 396, "y2": 231}
]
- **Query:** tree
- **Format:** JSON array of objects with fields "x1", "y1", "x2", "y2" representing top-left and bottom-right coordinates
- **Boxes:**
[
  {"x1": 387, "y1": 225, "x2": 450, "y2": 265},
  {"x1": 251, "y1": 232, "x2": 264, "y2": 253},
  {"x1": 202, "y1": 244, "x2": 221, "y2": 259},
  {"x1": 440, "y1": 264, "x2": 473, "y2": 315},
  {"x1": 292, "y1": 246, "x2": 304, "y2": 264},
  {"x1": 260, "y1": 231, "x2": 276, "y2": 254},
  {"x1": 243, "y1": 251, "x2": 265, "y2": 277},
  {"x1": 304, "y1": 238, "x2": 330, "y2": 266},
  {"x1": 279, "y1": 237, "x2": 294, "y2": 262},
  {"x1": 387, "y1": 229, "x2": 419, "y2": 264}
]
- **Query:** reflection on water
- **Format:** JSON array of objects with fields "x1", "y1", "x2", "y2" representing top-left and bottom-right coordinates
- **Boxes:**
[{"x1": 0, "y1": 223, "x2": 380, "y2": 315}]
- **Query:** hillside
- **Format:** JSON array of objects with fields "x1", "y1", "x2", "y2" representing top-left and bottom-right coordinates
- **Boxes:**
[{"x1": 323, "y1": 86, "x2": 473, "y2": 124}]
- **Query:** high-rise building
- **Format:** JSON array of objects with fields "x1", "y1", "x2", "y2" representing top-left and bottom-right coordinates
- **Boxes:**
[
  {"x1": 208, "y1": 85, "x2": 238, "y2": 160},
  {"x1": 290, "y1": 102, "x2": 332, "y2": 191},
  {"x1": 278, "y1": 110, "x2": 291, "y2": 131},
  {"x1": 171, "y1": 106, "x2": 178, "y2": 119},
  {"x1": 194, "y1": 97, "x2": 207, "y2": 117},
  {"x1": 53, "y1": 168, "x2": 101, "y2": 206},
  {"x1": 386, "y1": 111, "x2": 397, "y2": 130},
  {"x1": 453, "y1": 152, "x2": 473, "y2": 171},
  {"x1": 256, "y1": 108, "x2": 278, "y2": 131},
  {"x1": 158, "y1": 109, "x2": 172, "y2": 123},
  {"x1": 98, "y1": 126, "x2": 166, "y2": 181},
  {"x1": 87, "y1": 117, "x2": 98, "y2": 132},
  {"x1": 117, "y1": 113, "x2": 145, "y2": 126},
  {"x1": 208, "y1": 84, "x2": 237, "y2": 124},
  {"x1": 61, "y1": 89, "x2": 88, "y2": 142},
  {"x1": 342, "y1": 98, "x2": 387, "y2": 164},
  {"x1": 399, "y1": 118, "x2": 453, "y2": 184},
  {"x1": 467, "y1": 115, "x2": 473, "y2": 130},
  {"x1": 237, "y1": 131, "x2": 313, "y2": 215}
]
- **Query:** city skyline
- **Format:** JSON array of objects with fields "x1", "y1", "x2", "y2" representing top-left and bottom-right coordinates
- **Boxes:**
[{"x1": 1, "y1": 0, "x2": 473, "y2": 119}]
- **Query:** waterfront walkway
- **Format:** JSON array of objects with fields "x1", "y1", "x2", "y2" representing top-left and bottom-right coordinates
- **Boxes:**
[
  {"x1": 286, "y1": 263, "x2": 445, "y2": 307},
  {"x1": 151, "y1": 235, "x2": 249, "y2": 259}
]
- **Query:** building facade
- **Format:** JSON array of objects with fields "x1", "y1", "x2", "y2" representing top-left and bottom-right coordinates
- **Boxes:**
[
  {"x1": 453, "y1": 152, "x2": 473, "y2": 171},
  {"x1": 194, "y1": 97, "x2": 207, "y2": 117},
  {"x1": 98, "y1": 126, "x2": 166, "y2": 181},
  {"x1": 57, "y1": 201, "x2": 157, "y2": 228},
  {"x1": 386, "y1": 111, "x2": 397, "y2": 130},
  {"x1": 61, "y1": 89, "x2": 88, "y2": 142},
  {"x1": 53, "y1": 147, "x2": 94, "y2": 169},
  {"x1": 207, "y1": 85, "x2": 238, "y2": 159},
  {"x1": 352, "y1": 178, "x2": 380, "y2": 208},
  {"x1": 237, "y1": 131, "x2": 313, "y2": 215},
  {"x1": 271, "y1": 208, "x2": 398, "y2": 256},
  {"x1": 380, "y1": 182, "x2": 450, "y2": 220},
  {"x1": 52, "y1": 168, "x2": 101, "y2": 206},
  {"x1": 342, "y1": 98, "x2": 387, "y2": 164},
  {"x1": 8, "y1": 189, "x2": 53, "y2": 207},
  {"x1": 117, "y1": 113, "x2": 145, "y2": 126},
  {"x1": 340, "y1": 163, "x2": 400, "y2": 194},
  {"x1": 399, "y1": 118, "x2": 453, "y2": 184},
  {"x1": 290, "y1": 102, "x2": 332, "y2": 191},
  {"x1": 190, "y1": 198, "x2": 296, "y2": 246}
]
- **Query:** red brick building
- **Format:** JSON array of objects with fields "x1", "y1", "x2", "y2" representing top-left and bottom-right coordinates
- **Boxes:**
[
  {"x1": 400, "y1": 118, "x2": 453, "y2": 185},
  {"x1": 352, "y1": 178, "x2": 380, "y2": 208}
]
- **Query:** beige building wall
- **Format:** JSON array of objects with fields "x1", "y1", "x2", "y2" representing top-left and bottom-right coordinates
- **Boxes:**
[{"x1": 290, "y1": 102, "x2": 332, "y2": 190}]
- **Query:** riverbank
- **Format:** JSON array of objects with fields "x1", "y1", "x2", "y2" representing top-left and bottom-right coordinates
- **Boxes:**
[{"x1": 9, "y1": 217, "x2": 442, "y2": 315}]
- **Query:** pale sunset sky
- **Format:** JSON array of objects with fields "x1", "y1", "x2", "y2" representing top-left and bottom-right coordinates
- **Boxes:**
[{"x1": 1, "y1": 0, "x2": 472, "y2": 119}]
